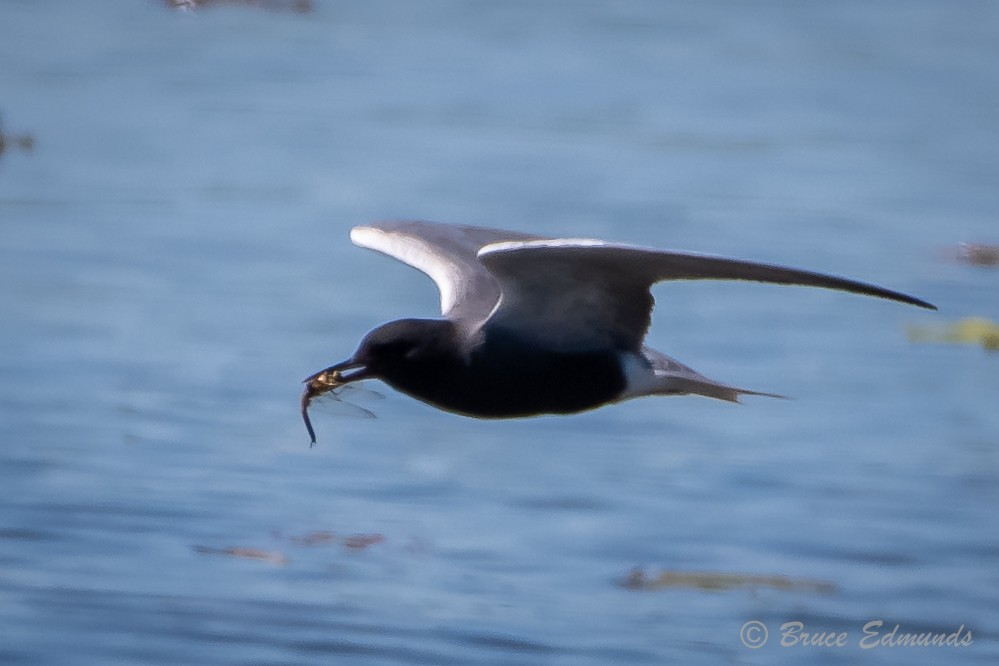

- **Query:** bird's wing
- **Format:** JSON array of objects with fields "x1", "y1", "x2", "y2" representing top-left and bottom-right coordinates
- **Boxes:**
[
  {"x1": 478, "y1": 239, "x2": 936, "y2": 351},
  {"x1": 350, "y1": 220, "x2": 546, "y2": 323}
]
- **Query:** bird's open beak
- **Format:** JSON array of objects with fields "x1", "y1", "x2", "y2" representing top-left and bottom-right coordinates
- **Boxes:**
[{"x1": 301, "y1": 358, "x2": 371, "y2": 447}]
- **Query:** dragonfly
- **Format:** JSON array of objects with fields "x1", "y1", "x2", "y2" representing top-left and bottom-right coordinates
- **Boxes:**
[{"x1": 300, "y1": 368, "x2": 384, "y2": 447}]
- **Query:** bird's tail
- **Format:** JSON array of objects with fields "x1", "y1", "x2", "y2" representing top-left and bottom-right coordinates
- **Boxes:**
[
  {"x1": 656, "y1": 375, "x2": 785, "y2": 403},
  {"x1": 639, "y1": 346, "x2": 786, "y2": 403}
]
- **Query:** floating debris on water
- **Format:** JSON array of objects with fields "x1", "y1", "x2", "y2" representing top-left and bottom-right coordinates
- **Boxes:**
[
  {"x1": 287, "y1": 530, "x2": 336, "y2": 547},
  {"x1": 0, "y1": 114, "x2": 35, "y2": 158},
  {"x1": 193, "y1": 530, "x2": 386, "y2": 565},
  {"x1": 619, "y1": 568, "x2": 837, "y2": 594},
  {"x1": 281, "y1": 530, "x2": 384, "y2": 551},
  {"x1": 192, "y1": 545, "x2": 289, "y2": 565},
  {"x1": 945, "y1": 243, "x2": 999, "y2": 267},
  {"x1": 907, "y1": 317, "x2": 999, "y2": 352},
  {"x1": 343, "y1": 533, "x2": 385, "y2": 550},
  {"x1": 164, "y1": 0, "x2": 314, "y2": 13}
]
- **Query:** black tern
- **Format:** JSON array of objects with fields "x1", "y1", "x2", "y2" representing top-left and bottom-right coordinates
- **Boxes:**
[{"x1": 302, "y1": 220, "x2": 935, "y2": 444}]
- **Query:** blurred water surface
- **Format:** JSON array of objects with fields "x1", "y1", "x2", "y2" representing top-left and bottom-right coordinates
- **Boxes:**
[{"x1": 1, "y1": 1, "x2": 997, "y2": 664}]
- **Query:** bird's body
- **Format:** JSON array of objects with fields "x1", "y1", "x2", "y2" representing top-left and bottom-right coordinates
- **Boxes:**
[
  {"x1": 365, "y1": 320, "x2": 627, "y2": 417},
  {"x1": 302, "y1": 220, "x2": 935, "y2": 443}
]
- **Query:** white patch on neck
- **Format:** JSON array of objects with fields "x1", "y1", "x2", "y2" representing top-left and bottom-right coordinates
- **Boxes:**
[{"x1": 617, "y1": 353, "x2": 663, "y2": 400}]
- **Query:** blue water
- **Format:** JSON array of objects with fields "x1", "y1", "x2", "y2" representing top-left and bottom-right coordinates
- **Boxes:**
[{"x1": 2, "y1": 1, "x2": 997, "y2": 664}]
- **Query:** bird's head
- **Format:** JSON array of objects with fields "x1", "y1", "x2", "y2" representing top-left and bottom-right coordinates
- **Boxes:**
[
  {"x1": 300, "y1": 318, "x2": 459, "y2": 445},
  {"x1": 311, "y1": 318, "x2": 458, "y2": 386}
]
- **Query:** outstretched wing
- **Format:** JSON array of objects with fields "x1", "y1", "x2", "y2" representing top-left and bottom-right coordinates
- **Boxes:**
[
  {"x1": 350, "y1": 220, "x2": 545, "y2": 323},
  {"x1": 478, "y1": 239, "x2": 936, "y2": 351}
]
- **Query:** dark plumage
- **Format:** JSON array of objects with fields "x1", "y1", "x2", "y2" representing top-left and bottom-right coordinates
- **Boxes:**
[{"x1": 302, "y1": 220, "x2": 935, "y2": 444}]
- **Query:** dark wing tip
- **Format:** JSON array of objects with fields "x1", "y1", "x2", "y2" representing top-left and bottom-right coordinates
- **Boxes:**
[{"x1": 868, "y1": 287, "x2": 936, "y2": 311}]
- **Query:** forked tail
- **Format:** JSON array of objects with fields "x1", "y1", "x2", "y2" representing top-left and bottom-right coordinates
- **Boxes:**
[{"x1": 634, "y1": 346, "x2": 786, "y2": 403}]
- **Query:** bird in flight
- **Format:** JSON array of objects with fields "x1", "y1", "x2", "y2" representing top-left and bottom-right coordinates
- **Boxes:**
[{"x1": 302, "y1": 220, "x2": 935, "y2": 444}]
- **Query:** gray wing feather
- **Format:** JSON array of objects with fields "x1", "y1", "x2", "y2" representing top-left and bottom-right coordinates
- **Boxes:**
[
  {"x1": 479, "y1": 239, "x2": 935, "y2": 350},
  {"x1": 350, "y1": 220, "x2": 545, "y2": 323}
]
